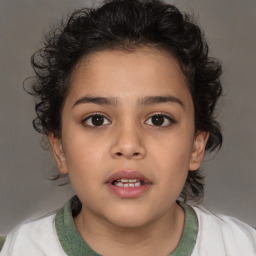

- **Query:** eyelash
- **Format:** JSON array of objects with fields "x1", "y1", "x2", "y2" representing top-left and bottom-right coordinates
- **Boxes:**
[
  {"x1": 81, "y1": 113, "x2": 176, "y2": 128},
  {"x1": 145, "y1": 113, "x2": 176, "y2": 128},
  {"x1": 82, "y1": 113, "x2": 111, "y2": 127}
]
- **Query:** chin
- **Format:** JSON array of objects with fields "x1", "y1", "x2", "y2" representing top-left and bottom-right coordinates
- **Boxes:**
[{"x1": 104, "y1": 205, "x2": 155, "y2": 229}]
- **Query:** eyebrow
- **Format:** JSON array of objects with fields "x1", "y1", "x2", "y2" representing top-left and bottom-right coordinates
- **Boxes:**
[
  {"x1": 72, "y1": 95, "x2": 184, "y2": 108},
  {"x1": 73, "y1": 96, "x2": 118, "y2": 108},
  {"x1": 138, "y1": 96, "x2": 184, "y2": 108}
]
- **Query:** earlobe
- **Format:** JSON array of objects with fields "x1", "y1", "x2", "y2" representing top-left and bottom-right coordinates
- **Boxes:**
[
  {"x1": 189, "y1": 131, "x2": 209, "y2": 171},
  {"x1": 48, "y1": 133, "x2": 68, "y2": 174}
]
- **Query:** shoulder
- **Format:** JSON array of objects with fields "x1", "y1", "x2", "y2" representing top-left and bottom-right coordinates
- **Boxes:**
[
  {"x1": 1, "y1": 213, "x2": 66, "y2": 256},
  {"x1": 191, "y1": 205, "x2": 256, "y2": 256}
]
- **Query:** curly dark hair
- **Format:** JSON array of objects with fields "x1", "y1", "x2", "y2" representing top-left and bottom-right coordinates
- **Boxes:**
[{"x1": 29, "y1": 0, "x2": 222, "y2": 202}]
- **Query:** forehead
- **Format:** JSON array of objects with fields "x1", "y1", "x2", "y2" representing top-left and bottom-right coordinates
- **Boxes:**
[{"x1": 67, "y1": 47, "x2": 192, "y2": 107}]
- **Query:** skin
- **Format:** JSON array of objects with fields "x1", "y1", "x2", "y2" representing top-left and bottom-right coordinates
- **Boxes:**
[{"x1": 49, "y1": 47, "x2": 208, "y2": 256}]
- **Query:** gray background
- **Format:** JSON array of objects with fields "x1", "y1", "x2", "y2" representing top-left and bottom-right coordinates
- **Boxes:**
[{"x1": 0, "y1": 0, "x2": 255, "y2": 235}]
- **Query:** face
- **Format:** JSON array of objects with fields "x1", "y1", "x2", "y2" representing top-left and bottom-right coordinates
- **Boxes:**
[{"x1": 49, "y1": 47, "x2": 208, "y2": 228}]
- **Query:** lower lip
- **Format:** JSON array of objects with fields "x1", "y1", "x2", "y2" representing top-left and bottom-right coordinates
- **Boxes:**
[{"x1": 106, "y1": 183, "x2": 151, "y2": 198}]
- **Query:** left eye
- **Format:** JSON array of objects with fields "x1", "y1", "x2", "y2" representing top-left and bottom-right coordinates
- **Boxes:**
[
  {"x1": 145, "y1": 114, "x2": 174, "y2": 127},
  {"x1": 82, "y1": 114, "x2": 111, "y2": 127}
]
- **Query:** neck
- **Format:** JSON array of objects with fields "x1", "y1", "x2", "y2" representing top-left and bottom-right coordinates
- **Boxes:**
[{"x1": 74, "y1": 203, "x2": 185, "y2": 256}]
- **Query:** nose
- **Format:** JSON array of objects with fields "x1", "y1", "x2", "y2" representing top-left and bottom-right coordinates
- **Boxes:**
[{"x1": 110, "y1": 123, "x2": 146, "y2": 160}]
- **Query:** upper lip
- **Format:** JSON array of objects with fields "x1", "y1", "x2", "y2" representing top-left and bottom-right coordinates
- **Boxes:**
[{"x1": 106, "y1": 170, "x2": 152, "y2": 184}]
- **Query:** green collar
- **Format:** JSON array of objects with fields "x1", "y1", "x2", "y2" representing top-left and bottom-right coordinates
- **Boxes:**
[
  {"x1": 55, "y1": 197, "x2": 198, "y2": 256},
  {"x1": 0, "y1": 236, "x2": 6, "y2": 251}
]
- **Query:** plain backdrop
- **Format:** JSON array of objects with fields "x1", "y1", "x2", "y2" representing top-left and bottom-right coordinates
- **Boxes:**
[{"x1": 0, "y1": 0, "x2": 255, "y2": 235}]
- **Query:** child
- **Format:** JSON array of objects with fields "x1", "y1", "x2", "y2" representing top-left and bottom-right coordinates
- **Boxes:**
[{"x1": 1, "y1": 0, "x2": 256, "y2": 255}]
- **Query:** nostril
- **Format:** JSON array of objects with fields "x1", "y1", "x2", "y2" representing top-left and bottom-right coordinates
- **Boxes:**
[{"x1": 115, "y1": 152, "x2": 140, "y2": 157}]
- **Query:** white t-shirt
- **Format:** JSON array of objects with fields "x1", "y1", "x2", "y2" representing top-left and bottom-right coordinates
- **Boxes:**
[{"x1": 1, "y1": 200, "x2": 256, "y2": 256}]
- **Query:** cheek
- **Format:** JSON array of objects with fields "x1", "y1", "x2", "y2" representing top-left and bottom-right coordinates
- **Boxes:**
[
  {"x1": 151, "y1": 132, "x2": 194, "y2": 168},
  {"x1": 64, "y1": 143, "x2": 101, "y2": 200},
  {"x1": 63, "y1": 128, "x2": 105, "y2": 161},
  {"x1": 62, "y1": 136, "x2": 100, "y2": 183},
  {"x1": 149, "y1": 132, "x2": 193, "y2": 190}
]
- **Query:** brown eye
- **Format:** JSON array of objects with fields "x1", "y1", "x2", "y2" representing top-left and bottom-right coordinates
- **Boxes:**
[
  {"x1": 151, "y1": 115, "x2": 165, "y2": 126},
  {"x1": 145, "y1": 114, "x2": 174, "y2": 127},
  {"x1": 83, "y1": 114, "x2": 110, "y2": 127}
]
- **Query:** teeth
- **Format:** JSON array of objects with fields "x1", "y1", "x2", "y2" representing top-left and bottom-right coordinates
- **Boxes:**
[
  {"x1": 118, "y1": 179, "x2": 138, "y2": 183},
  {"x1": 113, "y1": 179, "x2": 144, "y2": 187}
]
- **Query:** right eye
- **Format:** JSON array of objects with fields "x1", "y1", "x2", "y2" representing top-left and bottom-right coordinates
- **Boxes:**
[{"x1": 82, "y1": 114, "x2": 111, "y2": 127}]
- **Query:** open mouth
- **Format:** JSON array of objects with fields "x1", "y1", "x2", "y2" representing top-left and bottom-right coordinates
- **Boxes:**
[
  {"x1": 106, "y1": 170, "x2": 151, "y2": 198},
  {"x1": 112, "y1": 179, "x2": 146, "y2": 187}
]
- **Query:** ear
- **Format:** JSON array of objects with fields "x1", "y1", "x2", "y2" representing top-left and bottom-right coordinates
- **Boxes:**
[
  {"x1": 48, "y1": 133, "x2": 68, "y2": 174},
  {"x1": 189, "y1": 131, "x2": 209, "y2": 171}
]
